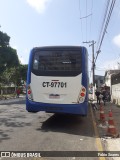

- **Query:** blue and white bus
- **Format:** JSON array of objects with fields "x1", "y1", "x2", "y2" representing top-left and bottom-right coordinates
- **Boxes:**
[{"x1": 26, "y1": 46, "x2": 88, "y2": 115}]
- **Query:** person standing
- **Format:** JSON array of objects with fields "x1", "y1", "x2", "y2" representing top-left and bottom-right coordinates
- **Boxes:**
[
  {"x1": 102, "y1": 90, "x2": 107, "y2": 105},
  {"x1": 16, "y1": 88, "x2": 20, "y2": 98},
  {"x1": 95, "y1": 90, "x2": 100, "y2": 105}
]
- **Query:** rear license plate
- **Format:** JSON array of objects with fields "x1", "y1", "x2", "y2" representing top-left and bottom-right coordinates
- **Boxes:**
[{"x1": 49, "y1": 94, "x2": 60, "y2": 99}]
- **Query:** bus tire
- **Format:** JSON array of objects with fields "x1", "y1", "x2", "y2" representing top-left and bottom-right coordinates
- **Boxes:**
[
  {"x1": 28, "y1": 111, "x2": 38, "y2": 113},
  {"x1": 81, "y1": 115, "x2": 87, "y2": 117}
]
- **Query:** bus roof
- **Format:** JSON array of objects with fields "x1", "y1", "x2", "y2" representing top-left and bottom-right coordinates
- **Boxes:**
[{"x1": 32, "y1": 46, "x2": 87, "y2": 51}]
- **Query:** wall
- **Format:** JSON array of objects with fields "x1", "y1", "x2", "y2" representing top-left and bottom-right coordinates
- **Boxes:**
[{"x1": 112, "y1": 83, "x2": 120, "y2": 105}]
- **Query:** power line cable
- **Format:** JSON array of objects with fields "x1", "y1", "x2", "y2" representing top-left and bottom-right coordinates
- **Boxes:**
[
  {"x1": 99, "y1": 0, "x2": 116, "y2": 49},
  {"x1": 86, "y1": 0, "x2": 88, "y2": 41},
  {"x1": 89, "y1": 0, "x2": 93, "y2": 39},
  {"x1": 79, "y1": 0, "x2": 83, "y2": 42},
  {"x1": 95, "y1": 0, "x2": 116, "y2": 64},
  {"x1": 88, "y1": 58, "x2": 92, "y2": 62},
  {"x1": 96, "y1": 0, "x2": 110, "y2": 51},
  {"x1": 80, "y1": 14, "x2": 92, "y2": 19},
  {"x1": 79, "y1": 0, "x2": 92, "y2": 45}
]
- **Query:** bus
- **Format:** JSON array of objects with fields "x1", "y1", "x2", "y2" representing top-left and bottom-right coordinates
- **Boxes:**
[{"x1": 26, "y1": 46, "x2": 88, "y2": 115}]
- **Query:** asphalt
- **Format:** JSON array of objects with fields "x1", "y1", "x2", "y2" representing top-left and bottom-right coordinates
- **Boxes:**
[
  {"x1": 0, "y1": 95, "x2": 120, "y2": 159},
  {"x1": 0, "y1": 95, "x2": 25, "y2": 105},
  {"x1": 1, "y1": 96, "x2": 120, "y2": 138}
]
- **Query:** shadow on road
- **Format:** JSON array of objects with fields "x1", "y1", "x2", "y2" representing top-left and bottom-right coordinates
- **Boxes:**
[
  {"x1": 0, "y1": 115, "x2": 31, "y2": 142},
  {"x1": 0, "y1": 117, "x2": 31, "y2": 127},
  {"x1": 36, "y1": 110, "x2": 95, "y2": 137},
  {"x1": 0, "y1": 129, "x2": 11, "y2": 143}
]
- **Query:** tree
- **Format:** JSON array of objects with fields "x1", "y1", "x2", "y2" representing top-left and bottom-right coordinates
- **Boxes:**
[
  {"x1": 19, "y1": 64, "x2": 28, "y2": 82},
  {"x1": 0, "y1": 29, "x2": 28, "y2": 89},
  {"x1": 0, "y1": 30, "x2": 10, "y2": 47},
  {"x1": 0, "y1": 30, "x2": 20, "y2": 75},
  {"x1": 0, "y1": 64, "x2": 28, "y2": 86},
  {"x1": 0, "y1": 47, "x2": 19, "y2": 73}
]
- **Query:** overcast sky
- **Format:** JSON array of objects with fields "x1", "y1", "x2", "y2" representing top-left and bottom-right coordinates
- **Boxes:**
[{"x1": 0, "y1": 0, "x2": 120, "y2": 78}]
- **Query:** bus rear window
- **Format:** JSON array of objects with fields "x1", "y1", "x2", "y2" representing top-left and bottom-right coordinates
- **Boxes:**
[{"x1": 32, "y1": 50, "x2": 82, "y2": 76}]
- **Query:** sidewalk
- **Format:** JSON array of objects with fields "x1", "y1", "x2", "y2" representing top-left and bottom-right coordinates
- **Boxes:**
[
  {"x1": 0, "y1": 95, "x2": 26, "y2": 104},
  {"x1": 93, "y1": 101, "x2": 120, "y2": 136},
  {"x1": 93, "y1": 101, "x2": 120, "y2": 159}
]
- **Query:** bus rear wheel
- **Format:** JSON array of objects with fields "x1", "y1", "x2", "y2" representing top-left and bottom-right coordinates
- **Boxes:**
[{"x1": 28, "y1": 111, "x2": 38, "y2": 113}]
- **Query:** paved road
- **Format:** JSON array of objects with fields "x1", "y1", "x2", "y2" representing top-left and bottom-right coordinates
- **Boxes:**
[{"x1": 0, "y1": 98, "x2": 103, "y2": 160}]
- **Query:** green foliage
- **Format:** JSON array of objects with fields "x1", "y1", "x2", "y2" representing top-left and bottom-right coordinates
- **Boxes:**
[
  {"x1": 19, "y1": 64, "x2": 28, "y2": 81},
  {"x1": 0, "y1": 31, "x2": 10, "y2": 47},
  {"x1": 0, "y1": 65, "x2": 28, "y2": 86},
  {"x1": 0, "y1": 47, "x2": 19, "y2": 72},
  {"x1": 0, "y1": 29, "x2": 28, "y2": 87},
  {"x1": 0, "y1": 30, "x2": 20, "y2": 76}
]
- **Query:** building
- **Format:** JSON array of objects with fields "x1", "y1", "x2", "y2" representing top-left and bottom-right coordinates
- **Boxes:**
[
  {"x1": 111, "y1": 72, "x2": 120, "y2": 105},
  {"x1": 94, "y1": 75, "x2": 104, "y2": 89},
  {"x1": 104, "y1": 70, "x2": 120, "y2": 94}
]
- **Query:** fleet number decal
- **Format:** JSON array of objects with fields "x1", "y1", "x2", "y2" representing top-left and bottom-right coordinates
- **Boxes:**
[{"x1": 42, "y1": 82, "x2": 67, "y2": 88}]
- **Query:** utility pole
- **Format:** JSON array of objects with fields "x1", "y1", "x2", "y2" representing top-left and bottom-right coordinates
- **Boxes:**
[
  {"x1": 89, "y1": 40, "x2": 96, "y2": 86},
  {"x1": 83, "y1": 40, "x2": 96, "y2": 99}
]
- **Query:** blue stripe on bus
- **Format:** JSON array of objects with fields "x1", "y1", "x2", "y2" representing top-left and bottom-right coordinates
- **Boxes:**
[
  {"x1": 26, "y1": 98, "x2": 88, "y2": 115},
  {"x1": 81, "y1": 47, "x2": 88, "y2": 102},
  {"x1": 27, "y1": 50, "x2": 33, "y2": 84}
]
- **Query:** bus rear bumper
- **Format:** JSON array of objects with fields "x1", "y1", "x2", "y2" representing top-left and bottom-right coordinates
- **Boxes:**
[{"x1": 26, "y1": 98, "x2": 88, "y2": 115}]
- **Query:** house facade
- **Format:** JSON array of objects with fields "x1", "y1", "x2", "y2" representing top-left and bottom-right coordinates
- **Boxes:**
[
  {"x1": 94, "y1": 75, "x2": 104, "y2": 89},
  {"x1": 111, "y1": 72, "x2": 120, "y2": 105},
  {"x1": 104, "y1": 70, "x2": 120, "y2": 94}
]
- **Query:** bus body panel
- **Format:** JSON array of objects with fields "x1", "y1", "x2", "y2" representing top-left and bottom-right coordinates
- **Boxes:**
[
  {"x1": 81, "y1": 47, "x2": 88, "y2": 102},
  {"x1": 26, "y1": 98, "x2": 88, "y2": 115},
  {"x1": 26, "y1": 46, "x2": 88, "y2": 115},
  {"x1": 30, "y1": 73, "x2": 82, "y2": 104}
]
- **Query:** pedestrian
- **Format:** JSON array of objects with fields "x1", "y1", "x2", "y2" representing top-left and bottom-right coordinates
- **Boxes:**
[
  {"x1": 99, "y1": 92, "x2": 103, "y2": 104},
  {"x1": 95, "y1": 90, "x2": 100, "y2": 105},
  {"x1": 16, "y1": 88, "x2": 20, "y2": 98},
  {"x1": 102, "y1": 90, "x2": 106, "y2": 105},
  {"x1": 108, "y1": 92, "x2": 111, "y2": 102}
]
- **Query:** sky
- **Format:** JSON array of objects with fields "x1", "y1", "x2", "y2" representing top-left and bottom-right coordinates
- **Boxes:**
[{"x1": 0, "y1": 0, "x2": 120, "y2": 79}]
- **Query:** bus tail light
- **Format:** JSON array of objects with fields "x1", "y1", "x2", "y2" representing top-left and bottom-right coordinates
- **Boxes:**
[
  {"x1": 80, "y1": 92, "x2": 85, "y2": 97},
  {"x1": 77, "y1": 86, "x2": 86, "y2": 103},
  {"x1": 27, "y1": 85, "x2": 33, "y2": 100}
]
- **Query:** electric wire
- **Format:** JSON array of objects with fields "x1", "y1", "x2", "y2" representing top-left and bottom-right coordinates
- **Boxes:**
[
  {"x1": 99, "y1": 0, "x2": 116, "y2": 50},
  {"x1": 96, "y1": 0, "x2": 116, "y2": 61},
  {"x1": 88, "y1": 58, "x2": 92, "y2": 62},
  {"x1": 79, "y1": 0, "x2": 83, "y2": 42},
  {"x1": 89, "y1": 0, "x2": 93, "y2": 40},
  {"x1": 80, "y1": 14, "x2": 92, "y2": 19},
  {"x1": 79, "y1": 0, "x2": 92, "y2": 45},
  {"x1": 96, "y1": 0, "x2": 110, "y2": 51},
  {"x1": 86, "y1": 0, "x2": 88, "y2": 42},
  {"x1": 95, "y1": 0, "x2": 116, "y2": 64}
]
